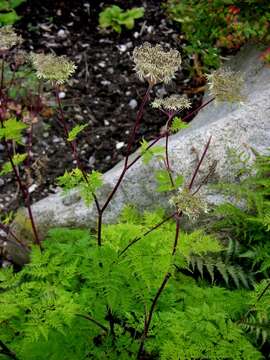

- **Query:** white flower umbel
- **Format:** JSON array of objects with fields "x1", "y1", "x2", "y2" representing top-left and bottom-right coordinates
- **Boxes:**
[
  {"x1": 207, "y1": 68, "x2": 245, "y2": 103},
  {"x1": 169, "y1": 188, "x2": 209, "y2": 221},
  {"x1": 31, "y1": 53, "x2": 77, "y2": 85},
  {"x1": 0, "y1": 26, "x2": 22, "y2": 51},
  {"x1": 133, "y1": 42, "x2": 182, "y2": 86},
  {"x1": 152, "y1": 94, "x2": 191, "y2": 112}
]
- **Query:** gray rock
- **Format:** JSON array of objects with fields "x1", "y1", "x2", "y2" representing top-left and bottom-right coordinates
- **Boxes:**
[{"x1": 7, "y1": 45, "x2": 270, "y2": 265}]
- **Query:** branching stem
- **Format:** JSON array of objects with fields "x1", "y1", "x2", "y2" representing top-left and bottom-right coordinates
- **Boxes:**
[
  {"x1": 0, "y1": 339, "x2": 19, "y2": 360},
  {"x1": 96, "y1": 85, "x2": 152, "y2": 245}
]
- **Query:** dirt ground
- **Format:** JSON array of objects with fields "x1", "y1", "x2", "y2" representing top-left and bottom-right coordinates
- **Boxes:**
[{"x1": 0, "y1": 0, "x2": 204, "y2": 214}]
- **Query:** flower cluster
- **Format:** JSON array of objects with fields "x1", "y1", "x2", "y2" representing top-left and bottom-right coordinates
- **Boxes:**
[
  {"x1": 152, "y1": 94, "x2": 191, "y2": 112},
  {"x1": 207, "y1": 68, "x2": 245, "y2": 103},
  {"x1": 169, "y1": 188, "x2": 209, "y2": 221},
  {"x1": 31, "y1": 53, "x2": 77, "y2": 85},
  {"x1": 133, "y1": 42, "x2": 182, "y2": 85},
  {"x1": 0, "y1": 26, "x2": 22, "y2": 52}
]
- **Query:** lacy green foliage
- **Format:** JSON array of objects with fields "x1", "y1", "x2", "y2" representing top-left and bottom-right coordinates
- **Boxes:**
[
  {"x1": 155, "y1": 169, "x2": 183, "y2": 192},
  {"x1": 240, "y1": 280, "x2": 270, "y2": 346},
  {"x1": 0, "y1": 117, "x2": 27, "y2": 144},
  {"x1": 0, "y1": 209, "x2": 264, "y2": 359},
  {"x1": 0, "y1": 0, "x2": 26, "y2": 25},
  {"x1": 213, "y1": 151, "x2": 270, "y2": 276},
  {"x1": 165, "y1": 0, "x2": 270, "y2": 71},
  {"x1": 140, "y1": 138, "x2": 164, "y2": 165},
  {"x1": 170, "y1": 116, "x2": 189, "y2": 133},
  {"x1": 67, "y1": 124, "x2": 88, "y2": 142},
  {"x1": 0, "y1": 152, "x2": 26, "y2": 176},
  {"x1": 57, "y1": 168, "x2": 103, "y2": 206},
  {"x1": 99, "y1": 5, "x2": 144, "y2": 33}
]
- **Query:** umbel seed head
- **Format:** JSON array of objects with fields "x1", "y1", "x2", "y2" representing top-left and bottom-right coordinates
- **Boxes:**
[
  {"x1": 207, "y1": 68, "x2": 245, "y2": 103},
  {"x1": 0, "y1": 26, "x2": 22, "y2": 51},
  {"x1": 152, "y1": 94, "x2": 191, "y2": 112},
  {"x1": 133, "y1": 42, "x2": 182, "y2": 86},
  {"x1": 169, "y1": 188, "x2": 209, "y2": 221},
  {"x1": 31, "y1": 53, "x2": 77, "y2": 85}
]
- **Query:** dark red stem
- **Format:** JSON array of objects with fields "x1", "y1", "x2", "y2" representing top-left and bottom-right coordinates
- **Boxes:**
[
  {"x1": 188, "y1": 136, "x2": 212, "y2": 191},
  {"x1": 5, "y1": 141, "x2": 41, "y2": 247},
  {"x1": 96, "y1": 86, "x2": 152, "y2": 245},
  {"x1": 137, "y1": 273, "x2": 171, "y2": 358},
  {"x1": 55, "y1": 87, "x2": 101, "y2": 217}
]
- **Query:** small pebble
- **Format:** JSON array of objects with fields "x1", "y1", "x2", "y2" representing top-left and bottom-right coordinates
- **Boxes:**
[
  {"x1": 57, "y1": 29, "x2": 66, "y2": 38},
  {"x1": 0, "y1": 179, "x2": 4, "y2": 187},
  {"x1": 104, "y1": 120, "x2": 110, "y2": 126},
  {"x1": 156, "y1": 86, "x2": 167, "y2": 98},
  {"x1": 59, "y1": 91, "x2": 66, "y2": 99},
  {"x1": 52, "y1": 136, "x2": 61, "y2": 143},
  {"x1": 29, "y1": 184, "x2": 38, "y2": 193},
  {"x1": 88, "y1": 156, "x2": 95, "y2": 166},
  {"x1": 101, "y1": 80, "x2": 111, "y2": 86},
  {"x1": 116, "y1": 141, "x2": 125, "y2": 150},
  {"x1": 2, "y1": 260, "x2": 12, "y2": 268},
  {"x1": 98, "y1": 61, "x2": 106, "y2": 68},
  {"x1": 128, "y1": 99, "x2": 138, "y2": 109},
  {"x1": 75, "y1": 114, "x2": 84, "y2": 121},
  {"x1": 117, "y1": 44, "x2": 127, "y2": 53}
]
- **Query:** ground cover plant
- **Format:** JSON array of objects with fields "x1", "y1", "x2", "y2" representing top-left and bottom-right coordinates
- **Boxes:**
[
  {"x1": 165, "y1": 0, "x2": 270, "y2": 72},
  {"x1": 99, "y1": 5, "x2": 144, "y2": 33},
  {"x1": 0, "y1": 25, "x2": 269, "y2": 360},
  {"x1": 0, "y1": 0, "x2": 26, "y2": 26}
]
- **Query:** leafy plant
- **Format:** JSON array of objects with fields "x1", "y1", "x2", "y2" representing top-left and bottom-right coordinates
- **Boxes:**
[
  {"x1": 99, "y1": 5, "x2": 144, "y2": 33},
  {"x1": 213, "y1": 150, "x2": 270, "y2": 277},
  {"x1": 165, "y1": 0, "x2": 270, "y2": 71},
  {"x1": 1, "y1": 27, "x2": 269, "y2": 359},
  {"x1": 0, "y1": 0, "x2": 26, "y2": 25},
  {"x1": 0, "y1": 212, "x2": 265, "y2": 359}
]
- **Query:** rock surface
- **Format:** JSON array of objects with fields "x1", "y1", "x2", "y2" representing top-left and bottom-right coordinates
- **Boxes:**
[{"x1": 6, "y1": 45, "x2": 270, "y2": 264}]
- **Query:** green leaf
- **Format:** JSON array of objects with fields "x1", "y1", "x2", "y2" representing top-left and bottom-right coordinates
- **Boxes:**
[
  {"x1": 170, "y1": 117, "x2": 189, "y2": 133},
  {"x1": 0, "y1": 153, "x2": 27, "y2": 176},
  {"x1": 140, "y1": 139, "x2": 164, "y2": 165},
  {"x1": 10, "y1": 0, "x2": 26, "y2": 8},
  {"x1": 155, "y1": 169, "x2": 183, "y2": 192},
  {"x1": 81, "y1": 171, "x2": 103, "y2": 206},
  {"x1": 99, "y1": 5, "x2": 144, "y2": 32},
  {"x1": 0, "y1": 118, "x2": 27, "y2": 143},
  {"x1": 67, "y1": 124, "x2": 88, "y2": 142},
  {"x1": 57, "y1": 168, "x2": 84, "y2": 192},
  {"x1": 0, "y1": 10, "x2": 20, "y2": 25}
]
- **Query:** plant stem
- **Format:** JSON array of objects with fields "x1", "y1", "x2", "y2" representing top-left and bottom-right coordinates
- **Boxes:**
[
  {"x1": 171, "y1": 214, "x2": 181, "y2": 256},
  {"x1": 76, "y1": 314, "x2": 108, "y2": 333},
  {"x1": 137, "y1": 272, "x2": 171, "y2": 358},
  {"x1": 181, "y1": 97, "x2": 215, "y2": 122},
  {"x1": 0, "y1": 57, "x2": 5, "y2": 90},
  {"x1": 54, "y1": 87, "x2": 102, "y2": 229},
  {"x1": 96, "y1": 86, "x2": 152, "y2": 245},
  {"x1": 4, "y1": 140, "x2": 41, "y2": 247},
  {"x1": 118, "y1": 212, "x2": 176, "y2": 257},
  {"x1": 0, "y1": 339, "x2": 19, "y2": 360},
  {"x1": 137, "y1": 135, "x2": 212, "y2": 357},
  {"x1": 0, "y1": 222, "x2": 30, "y2": 251},
  {"x1": 127, "y1": 98, "x2": 215, "y2": 171},
  {"x1": 188, "y1": 135, "x2": 212, "y2": 190}
]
